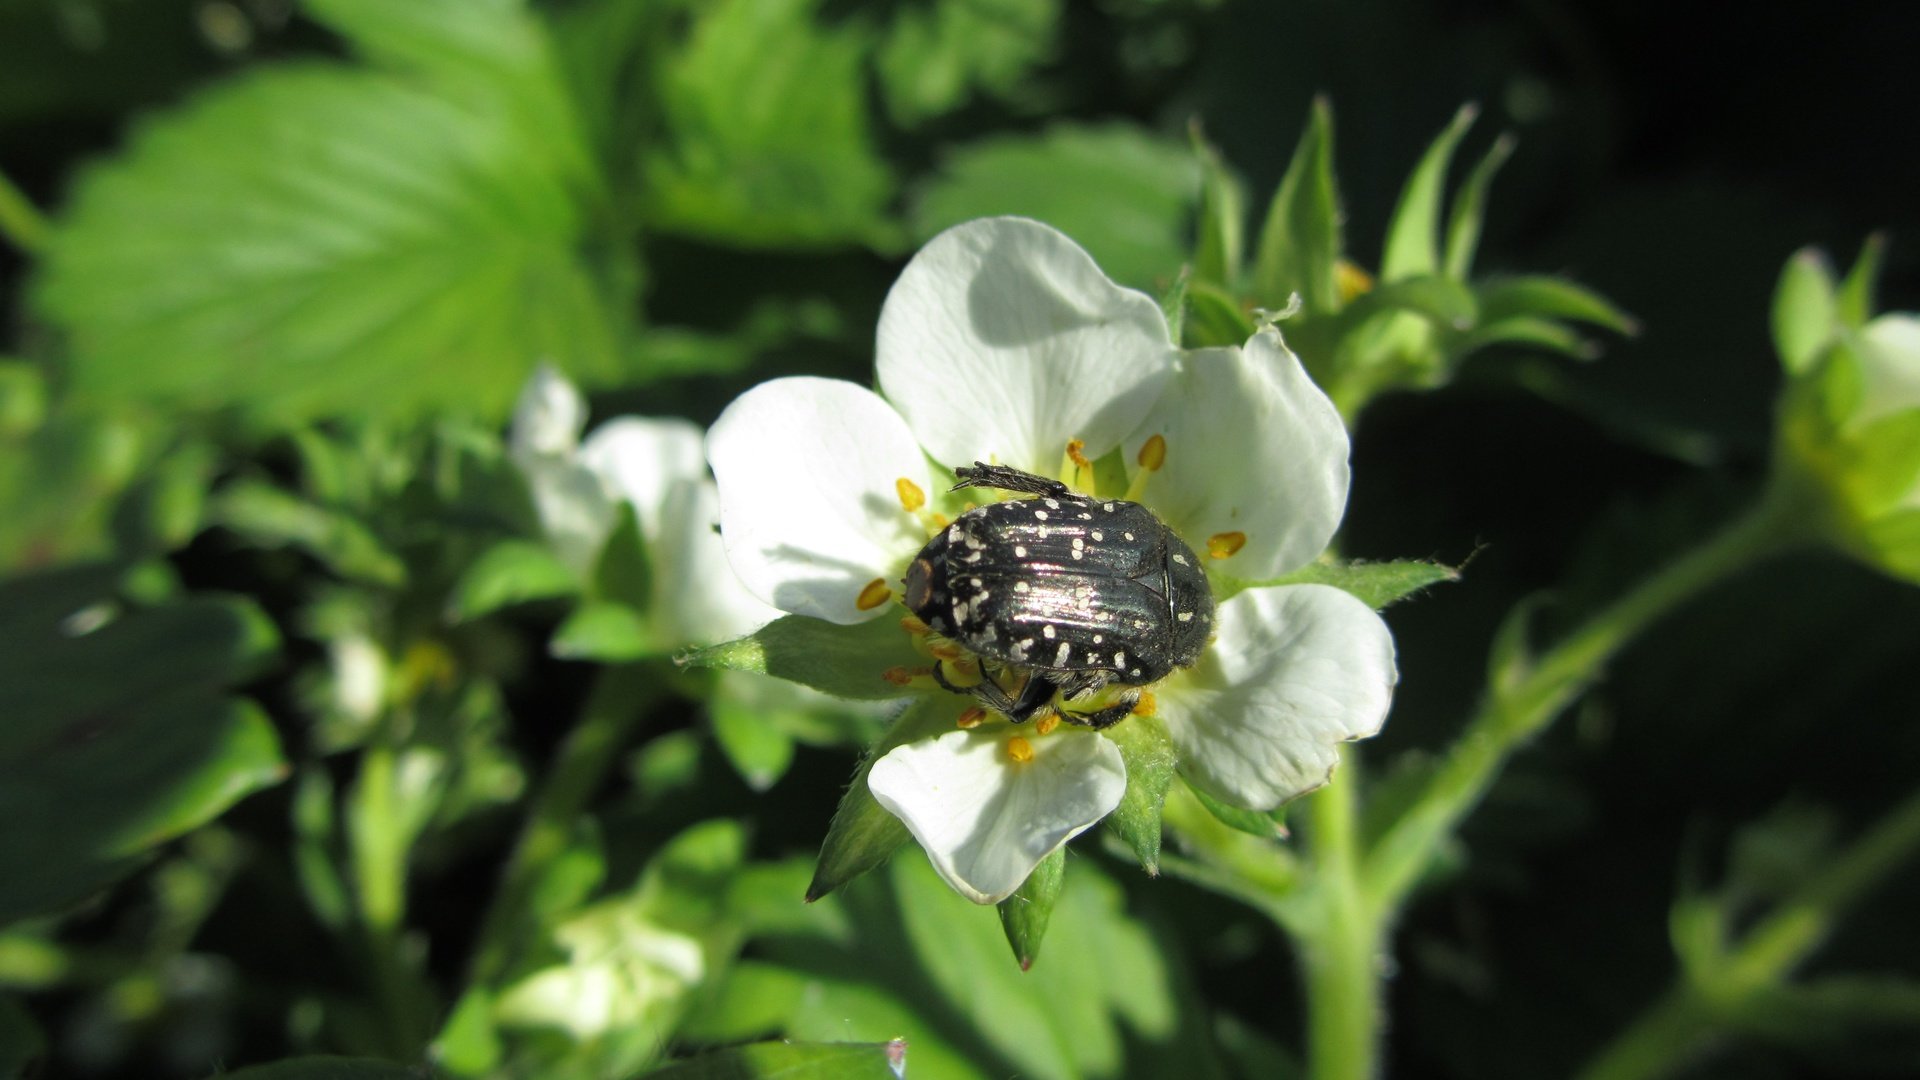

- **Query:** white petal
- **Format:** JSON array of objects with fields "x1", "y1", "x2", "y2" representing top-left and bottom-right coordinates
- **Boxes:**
[
  {"x1": 518, "y1": 455, "x2": 617, "y2": 576},
  {"x1": 510, "y1": 363, "x2": 588, "y2": 460},
  {"x1": 869, "y1": 728, "x2": 1126, "y2": 904},
  {"x1": 579, "y1": 416, "x2": 708, "y2": 550},
  {"x1": 1156, "y1": 584, "x2": 1396, "y2": 809},
  {"x1": 1125, "y1": 329, "x2": 1350, "y2": 579},
  {"x1": 657, "y1": 479, "x2": 783, "y2": 645},
  {"x1": 1856, "y1": 314, "x2": 1920, "y2": 425},
  {"x1": 707, "y1": 377, "x2": 932, "y2": 624},
  {"x1": 877, "y1": 217, "x2": 1177, "y2": 475}
]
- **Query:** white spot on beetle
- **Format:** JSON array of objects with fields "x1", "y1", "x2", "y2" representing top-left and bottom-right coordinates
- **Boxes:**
[
  {"x1": 1078, "y1": 511, "x2": 1093, "y2": 520},
  {"x1": 1042, "y1": 624, "x2": 1056, "y2": 639},
  {"x1": 1124, "y1": 531, "x2": 1135, "y2": 541},
  {"x1": 1015, "y1": 581, "x2": 1029, "y2": 593},
  {"x1": 1014, "y1": 545, "x2": 1028, "y2": 557},
  {"x1": 1130, "y1": 667, "x2": 1142, "y2": 677},
  {"x1": 1114, "y1": 650, "x2": 1127, "y2": 669},
  {"x1": 1092, "y1": 633, "x2": 1104, "y2": 643},
  {"x1": 1055, "y1": 642, "x2": 1071, "y2": 666},
  {"x1": 1034, "y1": 510, "x2": 1048, "y2": 521},
  {"x1": 1091, "y1": 530, "x2": 1104, "y2": 542},
  {"x1": 969, "y1": 577, "x2": 982, "y2": 587},
  {"x1": 1177, "y1": 611, "x2": 1195, "y2": 622},
  {"x1": 1172, "y1": 553, "x2": 1190, "y2": 566},
  {"x1": 1102, "y1": 503, "x2": 1116, "y2": 512},
  {"x1": 1044, "y1": 499, "x2": 1060, "y2": 510},
  {"x1": 947, "y1": 525, "x2": 962, "y2": 542}
]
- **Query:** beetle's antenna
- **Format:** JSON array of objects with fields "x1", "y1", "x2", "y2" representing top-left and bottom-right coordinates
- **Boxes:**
[{"x1": 951, "y1": 462, "x2": 1074, "y2": 498}]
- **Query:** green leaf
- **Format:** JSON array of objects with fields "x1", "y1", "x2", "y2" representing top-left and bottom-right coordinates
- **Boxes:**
[
  {"x1": 912, "y1": 123, "x2": 1203, "y2": 289},
  {"x1": 210, "y1": 481, "x2": 407, "y2": 587},
  {"x1": 1190, "y1": 121, "x2": 1246, "y2": 288},
  {"x1": 1254, "y1": 98, "x2": 1342, "y2": 313},
  {"x1": 876, "y1": 0, "x2": 1059, "y2": 126},
  {"x1": 1772, "y1": 247, "x2": 1839, "y2": 375},
  {"x1": 0, "y1": 407, "x2": 151, "y2": 572},
  {"x1": 0, "y1": 360, "x2": 47, "y2": 439},
  {"x1": 111, "y1": 441, "x2": 215, "y2": 554},
  {"x1": 1476, "y1": 275, "x2": 1638, "y2": 337},
  {"x1": 1836, "y1": 232, "x2": 1889, "y2": 329},
  {"x1": 998, "y1": 846, "x2": 1066, "y2": 971},
  {"x1": 806, "y1": 700, "x2": 954, "y2": 901},
  {"x1": 644, "y1": 0, "x2": 896, "y2": 250},
  {"x1": 677, "y1": 960, "x2": 810, "y2": 1043},
  {"x1": 1380, "y1": 104, "x2": 1477, "y2": 283},
  {"x1": 0, "y1": 573, "x2": 285, "y2": 924},
  {"x1": 551, "y1": 601, "x2": 653, "y2": 661},
  {"x1": 436, "y1": 988, "x2": 504, "y2": 1076},
  {"x1": 1442, "y1": 132, "x2": 1515, "y2": 279},
  {"x1": 213, "y1": 1057, "x2": 428, "y2": 1080},
  {"x1": 1456, "y1": 314, "x2": 1597, "y2": 360},
  {"x1": 591, "y1": 500, "x2": 653, "y2": 610},
  {"x1": 0, "y1": 998, "x2": 43, "y2": 1080},
  {"x1": 35, "y1": 16, "x2": 617, "y2": 426},
  {"x1": 447, "y1": 539, "x2": 580, "y2": 622},
  {"x1": 1104, "y1": 716, "x2": 1177, "y2": 872},
  {"x1": 1159, "y1": 266, "x2": 1191, "y2": 349},
  {"x1": 711, "y1": 702, "x2": 799, "y2": 793},
  {"x1": 678, "y1": 614, "x2": 926, "y2": 701},
  {"x1": 1250, "y1": 557, "x2": 1458, "y2": 610},
  {"x1": 643, "y1": 1040, "x2": 909, "y2": 1080}
]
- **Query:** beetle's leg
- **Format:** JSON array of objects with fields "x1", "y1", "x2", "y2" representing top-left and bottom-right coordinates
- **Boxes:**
[
  {"x1": 933, "y1": 660, "x2": 1027, "y2": 720},
  {"x1": 1003, "y1": 670, "x2": 1061, "y2": 723},
  {"x1": 1062, "y1": 689, "x2": 1140, "y2": 730},
  {"x1": 951, "y1": 462, "x2": 1074, "y2": 499}
]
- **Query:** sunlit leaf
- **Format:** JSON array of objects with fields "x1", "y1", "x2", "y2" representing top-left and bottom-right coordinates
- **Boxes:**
[
  {"x1": 1253, "y1": 98, "x2": 1341, "y2": 313},
  {"x1": 1477, "y1": 275, "x2": 1637, "y2": 337},
  {"x1": 1380, "y1": 105, "x2": 1477, "y2": 283},
  {"x1": 877, "y1": 0, "x2": 1059, "y2": 126},
  {"x1": 35, "y1": 0, "x2": 617, "y2": 426},
  {"x1": 913, "y1": 123, "x2": 1202, "y2": 289},
  {"x1": 1442, "y1": 132, "x2": 1515, "y2": 279},
  {"x1": 678, "y1": 614, "x2": 924, "y2": 702}
]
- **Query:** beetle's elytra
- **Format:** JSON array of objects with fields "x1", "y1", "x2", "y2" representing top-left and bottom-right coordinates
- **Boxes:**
[{"x1": 903, "y1": 462, "x2": 1213, "y2": 729}]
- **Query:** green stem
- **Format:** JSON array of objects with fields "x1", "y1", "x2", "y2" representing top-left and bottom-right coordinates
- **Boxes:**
[
  {"x1": 0, "y1": 168, "x2": 50, "y2": 255},
  {"x1": 1299, "y1": 769, "x2": 1385, "y2": 1080},
  {"x1": 467, "y1": 662, "x2": 659, "y2": 988},
  {"x1": 1366, "y1": 486, "x2": 1814, "y2": 907},
  {"x1": 1577, "y1": 787, "x2": 1920, "y2": 1080}
]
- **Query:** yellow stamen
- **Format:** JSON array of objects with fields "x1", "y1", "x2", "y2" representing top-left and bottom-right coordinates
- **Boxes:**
[
  {"x1": 929, "y1": 641, "x2": 967, "y2": 662},
  {"x1": 1132, "y1": 690, "x2": 1158, "y2": 717},
  {"x1": 882, "y1": 665, "x2": 926, "y2": 686},
  {"x1": 895, "y1": 477, "x2": 926, "y2": 513},
  {"x1": 1125, "y1": 435, "x2": 1166, "y2": 502},
  {"x1": 1060, "y1": 438, "x2": 1095, "y2": 492},
  {"x1": 1207, "y1": 531, "x2": 1247, "y2": 560},
  {"x1": 1335, "y1": 258, "x2": 1375, "y2": 303},
  {"x1": 900, "y1": 615, "x2": 930, "y2": 635},
  {"x1": 930, "y1": 512, "x2": 950, "y2": 529},
  {"x1": 1005, "y1": 736, "x2": 1035, "y2": 764},
  {"x1": 936, "y1": 657, "x2": 983, "y2": 689},
  {"x1": 1067, "y1": 439, "x2": 1092, "y2": 471},
  {"x1": 956, "y1": 706, "x2": 986, "y2": 729},
  {"x1": 1034, "y1": 713, "x2": 1060, "y2": 735},
  {"x1": 856, "y1": 578, "x2": 892, "y2": 611}
]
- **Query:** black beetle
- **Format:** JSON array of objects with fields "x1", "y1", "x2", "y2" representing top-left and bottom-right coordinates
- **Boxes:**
[{"x1": 902, "y1": 462, "x2": 1214, "y2": 729}]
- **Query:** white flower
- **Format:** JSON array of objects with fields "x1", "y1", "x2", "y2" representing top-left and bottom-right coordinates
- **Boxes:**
[
  {"x1": 509, "y1": 365, "x2": 778, "y2": 648},
  {"x1": 706, "y1": 217, "x2": 1398, "y2": 903}
]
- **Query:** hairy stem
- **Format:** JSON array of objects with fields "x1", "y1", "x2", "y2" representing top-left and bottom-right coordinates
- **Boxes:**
[{"x1": 1299, "y1": 773, "x2": 1385, "y2": 1080}]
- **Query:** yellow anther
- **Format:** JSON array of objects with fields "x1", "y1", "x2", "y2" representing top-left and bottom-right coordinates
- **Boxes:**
[
  {"x1": 1005, "y1": 736, "x2": 1035, "y2": 764},
  {"x1": 1335, "y1": 258, "x2": 1375, "y2": 303},
  {"x1": 896, "y1": 477, "x2": 926, "y2": 513},
  {"x1": 900, "y1": 615, "x2": 930, "y2": 635},
  {"x1": 1132, "y1": 691, "x2": 1158, "y2": 717},
  {"x1": 856, "y1": 578, "x2": 892, "y2": 611},
  {"x1": 881, "y1": 665, "x2": 923, "y2": 686},
  {"x1": 1136, "y1": 434, "x2": 1166, "y2": 472},
  {"x1": 1207, "y1": 531, "x2": 1248, "y2": 560},
  {"x1": 929, "y1": 641, "x2": 967, "y2": 662},
  {"x1": 1066, "y1": 439, "x2": 1092, "y2": 471},
  {"x1": 930, "y1": 512, "x2": 950, "y2": 529},
  {"x1": 1060, "y1": 438, "x2": 1095, "y2": 493},
  {"x1": 956, "y1": 706, "x2": 987, "y2": 729},
  {"x1": 1034, "y1": 713, "x2": 1060, "y2": 735}
]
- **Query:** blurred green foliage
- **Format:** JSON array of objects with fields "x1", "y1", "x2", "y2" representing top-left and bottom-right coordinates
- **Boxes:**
[{"x1": 2, "y1": 0, "x2": 1918, "y2": 1079}]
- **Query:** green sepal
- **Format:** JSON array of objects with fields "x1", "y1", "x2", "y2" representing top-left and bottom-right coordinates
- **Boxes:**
[
  {"x1": 1253, "y1": 97, "x2": 1341, "y2": 313},
  {"x1": 1190, "y1": 119, "x2": 1246, "y2": 288},
  {"x1": 1835, "y1": 232, "x2": 1888, "y2": 329},
  {"x1": 678, "y1": 613, "x2": 926, "y2": 701},
  {"x1": 1226, "y1": 556, "x2": 1458, "y2": 610},
  {"x1": 446, "y1": 539, "x2": 580, "y2": 622},
  {"x1": 641, "y1": 1039, "x2": 910, "y2": 1080},
  {"x1": 806, "y1": 699, "x2": 954, "y2": 901},
  {"x1": 1103, "y1": 716, "x2": 1177, "y2": 873},
  {"x1": 1456, "y1": 315, "x2": 1596, "y2": 360},
  {"x1": 591, "y1": 500, "x2": 653, "y2": 609},
  {"x1": 711, "y1": 700, "x2": 799, "y2": 793},
  {"x1": 1183, "y1": 278, "x2": 1258, "y2": 349},
  {"x1": 1187, "y1": 781, "x2": 1284, "y2": 838},
  {"x1": 1772, "y1": 247, "x2": 1839, "y2": 375},
  {"x1": 998, "y1": 845, "x2": 1067, "y2": 971},
  {"x1": 551, "y1": 601, "x2": 652, "y2": 661},
  {"x1": 1442, "y1": 132, "x2": 1516, "y2": 279},
  {"x1": 1340, "y1": 273, "x2": 1478, "y2": 332},
  {"x1": 1380, "y1": 104, "x2": 1478, "y2": 283},
  {"x1": 1159, "y1": 265, "x2": 1191, "y2": 349},
  {"x1": 1476, "y1": 275, "x2": 1638, "y2": 337}
]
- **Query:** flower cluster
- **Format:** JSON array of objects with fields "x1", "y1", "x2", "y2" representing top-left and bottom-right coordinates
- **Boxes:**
[{"x1": 702, "y1": 217, "x2": 1398, "y2": 903}]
